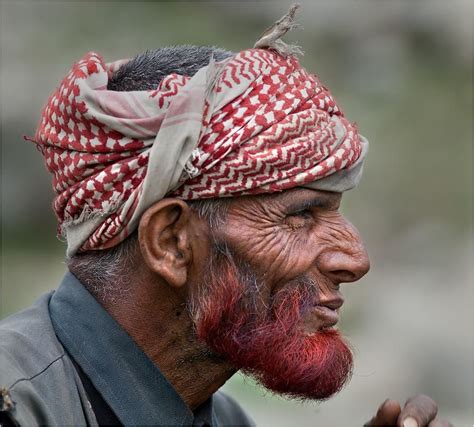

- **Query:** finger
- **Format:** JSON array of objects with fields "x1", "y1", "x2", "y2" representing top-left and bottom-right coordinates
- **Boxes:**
[
  {"x1": 428, "y1": 419, "x2": 453, "y2": 427},
  {"x1": 365, "y1": 398, "x2": 401, "y2": 426},
  {"x1": 397, "y1": 395, "x2": 438, "y2": 427}
]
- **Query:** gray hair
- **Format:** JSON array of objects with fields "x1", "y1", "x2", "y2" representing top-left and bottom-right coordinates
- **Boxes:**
[
  {"x1": 108, "y1": 45, "x2": 233, "y2": 91},
  {"x1": 67, "y1": 198, "x2": 231, "y2": 303},
  {"x1": 68, "y1": 45, "x2": 234, "y2": 302}
]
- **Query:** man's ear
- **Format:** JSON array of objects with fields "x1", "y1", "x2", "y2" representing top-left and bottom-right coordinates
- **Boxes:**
[{"x1": 138, "y1": 198, "x2": 193, "y2": 288}]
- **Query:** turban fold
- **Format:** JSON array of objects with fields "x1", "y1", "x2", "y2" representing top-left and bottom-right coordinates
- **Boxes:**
[{"x1": 34, "y1": 48, "x2": 368, "y2": 256}]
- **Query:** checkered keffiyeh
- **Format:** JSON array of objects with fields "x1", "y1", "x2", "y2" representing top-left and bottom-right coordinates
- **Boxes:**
[{"x1": 34, "y1": 48, "x2": 368, "y2": 256}]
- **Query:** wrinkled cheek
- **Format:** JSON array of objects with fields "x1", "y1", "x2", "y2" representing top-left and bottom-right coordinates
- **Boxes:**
[
  {"x1": 264, "y1": 236, "x2": 322, "y2": 286},
  {"x1": 228, "y1": 230, "x2": 291, "y2": 277},
  {"x1": 223, "y1": 219, "x2": 323, "y2": 286}
]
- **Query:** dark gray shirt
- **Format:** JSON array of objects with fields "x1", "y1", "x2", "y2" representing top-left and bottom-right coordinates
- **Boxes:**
[{"x1": 0, "y1": 272, "x2": 254, "y2": 426}]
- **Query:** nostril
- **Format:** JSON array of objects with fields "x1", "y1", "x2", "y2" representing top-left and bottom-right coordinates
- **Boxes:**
[{"x1": 331, "y1": 270, "x2": 357, "y2": 283}]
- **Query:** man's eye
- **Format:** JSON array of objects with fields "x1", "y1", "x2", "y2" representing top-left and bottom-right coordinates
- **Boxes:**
[
  {"x1": 289, "y1": 209, "x2": 313, "y2": 219},
  {"x1": 286, "y1": 209, "x2": 314, "y2": 222},
  {"x1": 284, "y1": 209, "x2": 313, "y2": 230}
]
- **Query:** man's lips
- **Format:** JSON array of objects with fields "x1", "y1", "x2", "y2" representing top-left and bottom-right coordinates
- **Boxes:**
[
  {"x1": 303, "y1": 298, "x2": 344, "y2": 331},
  {"x1": 310, "y1": 305, "x2": 339, "y2": 329},
  {"x1": 318, "y1": 297, "x2": 344, "y2": 311}
]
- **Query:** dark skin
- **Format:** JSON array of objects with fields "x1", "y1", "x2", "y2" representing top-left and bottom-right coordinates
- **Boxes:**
[{"x1": 101, "y1": 187, "x2": 451, "y2": 426}]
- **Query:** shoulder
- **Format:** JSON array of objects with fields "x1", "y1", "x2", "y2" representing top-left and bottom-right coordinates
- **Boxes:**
[
  {"x1": 0, "y1": 293, "x2": 63, "y2": 386},
  {"x1": 0, "y1": 293, "x2": 88, "y2": 426},
  {"x1": 213, "y1": 390, "x2": 256, "y2": 426}
]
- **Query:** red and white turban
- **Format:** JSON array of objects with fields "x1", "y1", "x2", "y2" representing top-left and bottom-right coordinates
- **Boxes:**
[{"x1": 34, "y1": 48, "x2": 368, "y2": 256}]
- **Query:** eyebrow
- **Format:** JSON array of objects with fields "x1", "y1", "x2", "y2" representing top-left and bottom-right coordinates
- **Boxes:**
[{"x1": 284, "y1": 193, "x2": 340, "y2": 213}]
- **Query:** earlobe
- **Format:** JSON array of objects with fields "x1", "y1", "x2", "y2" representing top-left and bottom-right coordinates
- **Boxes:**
[{"x1": 138, "y1": 199, "x2": 193, "y2": 288}]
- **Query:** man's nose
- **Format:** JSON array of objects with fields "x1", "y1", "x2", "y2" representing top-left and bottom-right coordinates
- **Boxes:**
[{"x1": 317, "y1": 222, "x2": 370, "y2": 284}]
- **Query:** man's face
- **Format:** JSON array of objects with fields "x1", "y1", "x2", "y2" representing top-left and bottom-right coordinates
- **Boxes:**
[{"x1": 188, "y1": 187, "x2": 370, "y2": 400}]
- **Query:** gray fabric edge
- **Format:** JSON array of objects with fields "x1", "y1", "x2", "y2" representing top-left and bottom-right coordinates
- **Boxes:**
[{"x1": 303, "y1": 135, "x2": 369, "y2": 193}]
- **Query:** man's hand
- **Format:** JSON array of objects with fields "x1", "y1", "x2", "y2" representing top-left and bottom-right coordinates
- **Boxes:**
[{"x1": 364, "y1": 395, "x2": 453, "y2": 427}]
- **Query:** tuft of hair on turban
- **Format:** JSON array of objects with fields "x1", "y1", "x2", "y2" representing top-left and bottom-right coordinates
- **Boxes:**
[{"x1": 32, "y1": 5, "x2": 368, "y2": 256}]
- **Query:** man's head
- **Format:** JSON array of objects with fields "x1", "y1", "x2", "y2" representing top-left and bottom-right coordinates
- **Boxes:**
[
  {"x1": 41, "y1": 43, "x2": 369, "y2": 401},
  {"x1": 129, "y1": 186, "x2": 369, "y2": 401}
]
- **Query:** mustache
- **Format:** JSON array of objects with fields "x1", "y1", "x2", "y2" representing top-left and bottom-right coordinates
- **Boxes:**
[{"x1": 272, "y1": 275, "x2": 319, "y2": 308}]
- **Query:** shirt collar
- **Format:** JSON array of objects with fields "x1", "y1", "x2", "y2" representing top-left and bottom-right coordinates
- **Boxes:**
[{"x1": 49, "y1": 272, "x2": 215, "y2": 426}]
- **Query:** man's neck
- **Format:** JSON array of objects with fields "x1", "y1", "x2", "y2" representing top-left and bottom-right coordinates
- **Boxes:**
[{"x1": 99, "y1": 274, "x2": 236, "y2": 410}]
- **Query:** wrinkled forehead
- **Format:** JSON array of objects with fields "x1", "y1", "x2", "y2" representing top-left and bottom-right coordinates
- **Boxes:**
[{"x1": 226, "y1": 187, "x2": 342, "y2": 215}]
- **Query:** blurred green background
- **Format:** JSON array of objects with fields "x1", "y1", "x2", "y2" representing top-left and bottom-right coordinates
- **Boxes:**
[{"x1": 1, "y1": 1, "x2": 472, "y2": 425}]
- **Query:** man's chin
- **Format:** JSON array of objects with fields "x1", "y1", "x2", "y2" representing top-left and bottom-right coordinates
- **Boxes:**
[{"x1": 237, "y1": 329, "x2": 354, "y2": 401}]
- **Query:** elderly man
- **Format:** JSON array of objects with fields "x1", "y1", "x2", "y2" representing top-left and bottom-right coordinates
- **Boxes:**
[{"x1": 0, "y1": 7, "x2": 451, "y2": 427}]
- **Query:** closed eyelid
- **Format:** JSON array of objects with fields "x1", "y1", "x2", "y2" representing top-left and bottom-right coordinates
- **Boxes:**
[
  {"x1": 288, "y1": 208, "x2": 313, "y2": 218},
  {"x1": 287, "y1": 198, "x2": 339, "y2": 214}
]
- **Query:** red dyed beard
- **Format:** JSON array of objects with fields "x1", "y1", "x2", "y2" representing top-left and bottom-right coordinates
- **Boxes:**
[{"x1": 189, "y1": 242, "x2": 353, "y2": 401}]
